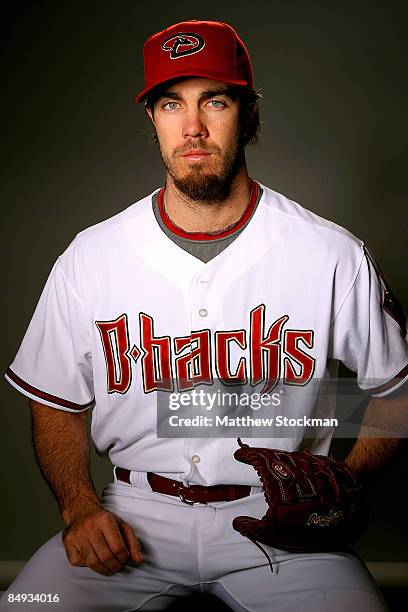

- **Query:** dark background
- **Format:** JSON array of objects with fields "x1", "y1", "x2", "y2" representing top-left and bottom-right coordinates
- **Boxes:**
[{"x1": 1, "y1": 0, "x2": 407, "y2": 598}]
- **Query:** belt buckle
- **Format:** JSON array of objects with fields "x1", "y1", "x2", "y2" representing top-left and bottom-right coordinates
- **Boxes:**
[{"x1": 177, "y1": 483, "x2": 199, "y2": 505}]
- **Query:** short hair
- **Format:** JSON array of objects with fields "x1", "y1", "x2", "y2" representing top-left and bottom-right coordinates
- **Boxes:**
[{"x1": 144, "y1": 81, "x2": 262, "y2": 146}]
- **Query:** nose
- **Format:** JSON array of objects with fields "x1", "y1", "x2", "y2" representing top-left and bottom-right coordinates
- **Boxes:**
[{"x1": 182, "y1": 108, "x2": 208, "y2": 139}]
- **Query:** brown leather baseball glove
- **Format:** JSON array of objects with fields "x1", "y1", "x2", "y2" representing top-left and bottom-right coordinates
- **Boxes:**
[{"x1": 232, "y1": 438, "x2": 368, "y2": 557}]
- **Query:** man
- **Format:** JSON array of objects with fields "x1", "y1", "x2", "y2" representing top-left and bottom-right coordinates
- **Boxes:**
[{"x1": 1, "y1": 19, "x2": 407, "y2": 612}]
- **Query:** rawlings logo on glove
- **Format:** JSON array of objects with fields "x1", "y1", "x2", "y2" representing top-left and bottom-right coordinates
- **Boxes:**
[
  {"x1": 306, "y1": 507, "x2": 345, "y2": 527},
  {"x1": 232, "y1": 438, "x2": 368, "y2": 561}
]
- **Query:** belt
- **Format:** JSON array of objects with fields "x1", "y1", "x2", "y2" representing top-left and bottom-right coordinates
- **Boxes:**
[{"x1": 114, "y1": 467, "x2": 251, "y2": 504}]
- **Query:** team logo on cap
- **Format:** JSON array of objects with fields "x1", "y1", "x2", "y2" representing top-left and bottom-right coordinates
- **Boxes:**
[{"x1": 161, "y1": 32, "x2": 205, "y2": 59}]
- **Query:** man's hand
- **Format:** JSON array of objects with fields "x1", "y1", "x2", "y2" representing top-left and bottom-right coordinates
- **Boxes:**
[
  {"x1": 29, "y1": 401, "x2": 143, "y2": 575},
  {"x1": 62, "y1": 502, "x2": 143, "y2": 575}
]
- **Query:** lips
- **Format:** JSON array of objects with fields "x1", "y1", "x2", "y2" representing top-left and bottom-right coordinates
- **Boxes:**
[{"x1": 181, "y1": 150, "x2": 211, "y2": 158}]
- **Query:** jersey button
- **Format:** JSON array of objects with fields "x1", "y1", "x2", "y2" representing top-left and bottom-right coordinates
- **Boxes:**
[
  {"x1": 192, "y1": 455, "x2": 201, "y2": 464},
  {"x1": 198, "y1": 308, "x2": 208, "y2": 317}
]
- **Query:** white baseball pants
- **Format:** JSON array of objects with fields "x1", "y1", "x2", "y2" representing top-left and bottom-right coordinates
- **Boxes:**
[{"x1": 0, "y1": 475, "x2": 389, "y2": 611}]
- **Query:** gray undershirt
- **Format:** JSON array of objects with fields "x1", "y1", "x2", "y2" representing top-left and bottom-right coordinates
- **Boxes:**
[{"x1": 151, "y1": 186, "x2": 263, "y2": 263}]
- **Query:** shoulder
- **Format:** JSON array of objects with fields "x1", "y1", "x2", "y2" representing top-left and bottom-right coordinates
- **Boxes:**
[
  {"x1": 55, "y1": 189, "x2": 159, "y2": 287},
  {"x1": 258, "y1": 183, "x2": 365, "y2": 264},
  {"x1": 72, "y1": 189, "x2": 158, "y2": 249},
  {"x1": 59, "y1": 189, "x2": 158, "y2": 257}
]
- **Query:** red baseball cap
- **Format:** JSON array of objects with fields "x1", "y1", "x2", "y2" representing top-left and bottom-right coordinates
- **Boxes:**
[{"x1": 135, "y1": 20, "x2": 254, "y2": 103}]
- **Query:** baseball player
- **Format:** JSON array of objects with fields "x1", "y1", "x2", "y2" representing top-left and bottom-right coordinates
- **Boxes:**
[{"x1": 2, "y1": 19, "x2": 408, "y2": 612}]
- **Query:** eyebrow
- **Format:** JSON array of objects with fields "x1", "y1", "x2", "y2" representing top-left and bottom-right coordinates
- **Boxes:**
[{"x1": 157, "y1": 88, "x2": 233, "y2": 102}]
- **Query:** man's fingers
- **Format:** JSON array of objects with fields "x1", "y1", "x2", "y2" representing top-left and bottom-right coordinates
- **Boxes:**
[
  {"x1": 65, "y1": 536, "x2": 118, "y2": 575},
  {"x1": 89, "y1": 528, "x2": 127, "y2": 572},
  {"x1": 63, "y1": 511, "x2": 127, "y2": 573},
  {"x1": 65, "y1": 543, "x2": 86, "y2": 567},
  {"x1": 119, "y1": 519, "x2": 143, "y2": 563},
  {"x1": 83, "y1": 549, "x2": 113, "y2": 576},
  {"x1": 64, "y1": 542, "x2": 110, "y2": 575},
  {"x1": 62, "y1": 510, "x2": 142, "y2": 575}
]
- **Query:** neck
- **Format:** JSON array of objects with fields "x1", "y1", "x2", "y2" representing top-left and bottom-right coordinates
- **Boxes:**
[{"x1": 162, "y1": 165, "x2": 252, "y2": 233}]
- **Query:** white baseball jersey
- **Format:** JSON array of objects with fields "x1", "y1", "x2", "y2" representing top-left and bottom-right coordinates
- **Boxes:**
[{"x1": 5, "y1": 182, "x2": 408, "y2": 486}]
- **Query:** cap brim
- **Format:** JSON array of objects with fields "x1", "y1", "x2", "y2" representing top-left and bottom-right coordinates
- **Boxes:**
[{"x1": 135, "y1": 71, "x2": 248, "y2": 103}]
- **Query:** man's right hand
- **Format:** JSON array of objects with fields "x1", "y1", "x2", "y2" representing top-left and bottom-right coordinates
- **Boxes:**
[
  {"x1": 62, "y1": 503, "x2": 143, "y2": 575},
  {"x1": 29, "y1": 402, "x2": 143, "y2": 576}
]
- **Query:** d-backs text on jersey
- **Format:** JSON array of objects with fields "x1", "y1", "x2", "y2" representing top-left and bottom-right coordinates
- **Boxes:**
[{"x1": 96, "y1": 304, "x2": 316, "y2": 395}]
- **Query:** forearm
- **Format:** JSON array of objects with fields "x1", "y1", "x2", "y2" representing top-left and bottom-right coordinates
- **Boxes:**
[
  {"x1": 30, "y1": 400, "x2": 102, "y2": 524},
  {"x1": 30, "y1": 400, "x2": 142, "y2": 574},
  {"x1": 345, "y1": 393, "x2": 408, "y2": 484}
]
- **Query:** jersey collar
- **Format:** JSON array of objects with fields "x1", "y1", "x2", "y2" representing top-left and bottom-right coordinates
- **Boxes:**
[{"x1": 157, "y1": 179, "x2": 260, "y2": 242}]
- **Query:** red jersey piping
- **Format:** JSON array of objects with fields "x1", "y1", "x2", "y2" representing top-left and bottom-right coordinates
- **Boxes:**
[
  {"x1": 157, "y1": 179, "x2": 260, "y2": 241},
  {"x1": 364, "y1": 363, "x2": 408, "y2": 395},
  {"x1": 5, "y1": 367, "x2": 94, "y2": 411}
]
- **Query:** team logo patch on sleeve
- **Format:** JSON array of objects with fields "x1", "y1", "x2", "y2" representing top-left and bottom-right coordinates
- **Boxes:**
[
  {"x1": 364, "y1": 246, "x2": 407, "y2": 337},
  {"x1": 161, "y1": 33, "x2": 205, "y2": 59}
]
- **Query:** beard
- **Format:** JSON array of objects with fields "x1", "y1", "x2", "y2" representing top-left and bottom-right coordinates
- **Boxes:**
[{"x1": 159, "y1": 138, "x2": 245, "y2": 202}]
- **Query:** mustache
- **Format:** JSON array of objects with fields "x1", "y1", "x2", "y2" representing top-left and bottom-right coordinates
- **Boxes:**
[{"x1": 174, "y1": 141, "x2": 220, "y2": 156}]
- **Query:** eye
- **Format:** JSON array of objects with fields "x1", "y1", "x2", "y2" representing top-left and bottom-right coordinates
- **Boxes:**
[
  {"x1": 162, "y1": 101, "x2": 179, "y2": 110},
  {"x1": 207, "y1": 99, "x2": 226, "y2": 108}
]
